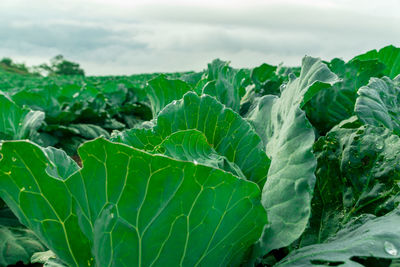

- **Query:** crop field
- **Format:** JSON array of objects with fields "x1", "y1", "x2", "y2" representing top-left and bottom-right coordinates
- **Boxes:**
[{"x1": 0, "y1": 45, "x2": 400, "y2": 266}]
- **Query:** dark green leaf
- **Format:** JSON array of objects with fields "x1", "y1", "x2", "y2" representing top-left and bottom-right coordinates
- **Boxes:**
[
  {"x1": 304, "y1": 58, "x2": 385, "y2": 134},
  {"x1": 278, "y1": 209, "x2": 400, "y2": 266},
  {"x1": 303, "y1": 124, "x2": 400, "y2": 247},
  {"x1": 353, "y1": 45, "x2": 400, "y2": 79},
  {"x1": 0, "y1": 207, "x2": 46, "y2": 266}
]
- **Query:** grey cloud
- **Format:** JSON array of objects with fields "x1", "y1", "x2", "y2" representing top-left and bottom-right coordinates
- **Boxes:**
[{"x1": 0, "y1": 21, "x2": 147, "y2": 52}]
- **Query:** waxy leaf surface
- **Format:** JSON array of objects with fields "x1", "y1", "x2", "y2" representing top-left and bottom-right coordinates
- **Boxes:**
[
  {"x1": 248, "y1": 57, "x2": 339, "y2": 254},
  {"x1": 356, "y1": 77, "x2": 400, "y2": 135}
]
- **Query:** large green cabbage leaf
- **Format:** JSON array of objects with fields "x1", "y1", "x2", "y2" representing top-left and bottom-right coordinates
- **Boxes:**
[
  {"x1": 247, "y1": 57, "x2": 339, "y2": 255},
  {"x1": 113, "y1": 92, "x2": 270, "y2": 187},
  {"x1": 0, "y1": 138, "x2": 267, "y2": 266}
]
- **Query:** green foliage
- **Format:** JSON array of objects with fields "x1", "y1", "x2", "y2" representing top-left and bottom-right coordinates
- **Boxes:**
[
  {"x1": 0, "y1": 138, "x2": 267, "y2": 266},
  {"x1": 1, "y1": 45, "x2": 400, "y2": 266},
  {"x1": 0, "y1": 73, "x2": 154, "y2": 155}
]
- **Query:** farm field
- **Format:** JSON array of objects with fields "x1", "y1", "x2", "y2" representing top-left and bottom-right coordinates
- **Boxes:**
[{"x1": 0, "y1": 45, "x2": 400, "y2": 266}]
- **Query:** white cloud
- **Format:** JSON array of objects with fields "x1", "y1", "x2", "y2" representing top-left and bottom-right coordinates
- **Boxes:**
[{"x1": 0, "y1": 0, "x2": 399, "y2": 75}]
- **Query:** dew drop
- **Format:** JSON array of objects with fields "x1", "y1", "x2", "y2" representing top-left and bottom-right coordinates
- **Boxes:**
[
  {"x1": 21, "y1": 187, "x2": 25, "y2": 192},
  {"x1": 384, "y1": 241, "x2": 398, "y2": 256},
  {"x1": 172, "y1": 100, "x2": 177, "y2": 105},
  {"x1": 12, "y1": 157, "x2": 16, "y2": 162},
  {"x1": 110, "y1": 213, "x2": 114, "y2": 218},
  {"x1": 73, "y1": 92, "x2": 79, "y2": 98},
  {"x1": 193, "y1": 160, "x2": 198, "y2": 165},
  {"x1": 376, "y1": 141, "x2": 384, "y2": 150}
]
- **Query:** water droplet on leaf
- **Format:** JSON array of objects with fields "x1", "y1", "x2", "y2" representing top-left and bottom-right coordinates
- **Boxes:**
[
  {"x1": 376, "y1": 142, "x2": 384, "y2": 150},
  {"x1": 12, "y1": 157, "x2": 16, "y2": 162},
  {"x1": 193, "y1": 160, "x2": 198, "y2": 165},
  {"x1": 384, "y1": 241, "x2": 398, "y2": 256}
]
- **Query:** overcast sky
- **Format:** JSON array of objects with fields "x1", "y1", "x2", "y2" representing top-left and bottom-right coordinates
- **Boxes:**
[{"x1": 1, "y1": 0, "x2": 399, "y2": 75}]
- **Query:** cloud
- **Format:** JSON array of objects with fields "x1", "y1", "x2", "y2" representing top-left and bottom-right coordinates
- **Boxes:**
[{"x1": 0, "y1": 0, "x2": 399, "y2": 75}]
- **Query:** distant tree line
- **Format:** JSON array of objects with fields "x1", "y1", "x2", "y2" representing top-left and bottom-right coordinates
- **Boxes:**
[
  {"x1": 0, "y1": 57, "x2": 31, "y2": 74},
  {"x1": 0, "y1": 55, "x2": 85, "y2": 76}
]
